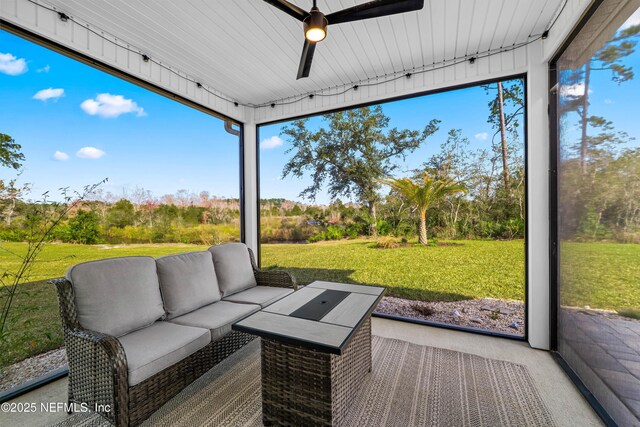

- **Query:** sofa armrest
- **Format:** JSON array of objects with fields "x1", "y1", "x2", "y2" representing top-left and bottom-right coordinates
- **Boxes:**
[
  {"x1": 64, "y1": 327, "x2": 129, "y2": 426},
  {"x1": 254, "y1": 269, "x2": 298, "y2": 290},
  {"x1": 247, "y1": 247, "x2": 298, "y2": 290},
  {"x1": 50, "y1": 279, "x2": 129, "y2": 426}
]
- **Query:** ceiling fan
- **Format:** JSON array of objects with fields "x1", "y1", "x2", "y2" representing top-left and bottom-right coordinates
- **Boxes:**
[{"x1": 263, "y1": 0, "x2": 425, "y2": 79}]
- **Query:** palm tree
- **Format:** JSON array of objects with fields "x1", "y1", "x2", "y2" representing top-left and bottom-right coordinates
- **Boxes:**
[{"x1": 381, "y1": 173, "x2": 466, "y2": 246}]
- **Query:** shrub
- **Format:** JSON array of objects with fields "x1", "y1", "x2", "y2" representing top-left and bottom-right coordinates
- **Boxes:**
[
  {"x1": 346, "y1": 222, "x2": 367, "y2": 238},
  {"x1": 107, "y1": 199, "x2": 135, "y2": 228},
  {"x1": 393, "y1": 221, "x2": 415, "y2": 239},
  {"x1": 0, "y1": 228, "x2": 28, "y2": 242},
  {"x1": 611, "y1": 229, "x2": 640, "y2": 244},
  {"x1": 376, "y1": 220, "x2": 392, "y2": 236},
  {"x1": 65, "y1": 210, "x2": 101, "y2": 244},
  {"x1": 324, "y1": 225, "x2": 344, "y2": 240},
  {"x1": 307, "y1": 225, "x2": 347, "y2": 243},
  {"x1": 477, "y1": 221, "x2": 499, "y2": 238},
  {"x1": 576, "y1": 211, "x2": 612, "y2": 241},
  {"x1": 172, "y1": 227, "x2": 202, "y2": 244},
  {"x1": 106, "y1": 225, "x2": 152, "y2": 244},
  {"x1": 171, "y1": 225, "x2": 240, "y2": 245},
  {"x1": 308, "y1": 232, "x2": 325, "y2": 243},
  {"x1": 503, "y1": 218, "x2": 525, "y2": 240},
  {"x1": 376, "y1": 236, "x2": 400, "y2": 249},
  {"x1": 345, "y1": 227, "x2": 359, "y2": 239},
  {"x1": 260, "y1": 216, "x2": 317, "y2": 243}
]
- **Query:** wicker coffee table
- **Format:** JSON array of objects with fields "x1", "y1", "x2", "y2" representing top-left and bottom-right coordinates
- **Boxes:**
[{"x1": 233, "y1": 280, "x2": 384, "y2": 427}]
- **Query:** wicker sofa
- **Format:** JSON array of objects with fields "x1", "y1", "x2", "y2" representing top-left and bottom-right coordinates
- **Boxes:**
[{"x1": 51, "y1": 242, "x2": 296, "y2": 427}]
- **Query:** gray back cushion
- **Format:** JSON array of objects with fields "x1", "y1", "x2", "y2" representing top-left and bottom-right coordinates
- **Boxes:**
[
  {"x1": 156, "y1": 251, "x2": 222, "y2": 319},
  {"x1": 208, "y1": 243, "x2": 257, "y2": 296},
  {"x1": 65, "y1": 257, "x2": 165, "y2": 337}
]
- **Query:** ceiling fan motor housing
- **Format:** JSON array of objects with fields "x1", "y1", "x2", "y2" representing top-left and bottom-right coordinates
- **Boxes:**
[
  {"x1": 304, "y1": 7, "x2": 328, "y2": 42},
  {"x1": 262, "y1": 0, "x2": 425, "y2": 78}
]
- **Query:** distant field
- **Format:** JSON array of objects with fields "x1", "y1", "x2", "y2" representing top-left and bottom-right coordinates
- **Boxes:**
[{"x1": 0, "y1": 242, "x2": 209, "y2": 283}]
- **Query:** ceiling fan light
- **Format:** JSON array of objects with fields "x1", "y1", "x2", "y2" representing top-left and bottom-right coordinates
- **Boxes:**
[
  {"x1": 305, "y1": 27, "x2": 326, "y2": 42},
  {"x1": 304, "y1": 9, "x2": 327, "y2": 42}
]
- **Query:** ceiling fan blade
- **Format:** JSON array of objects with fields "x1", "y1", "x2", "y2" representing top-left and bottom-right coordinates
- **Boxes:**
[
  {"x1": 326, "y1": 0, "x2": 424, "y2": 25},
  {"x1": 297, "y1": 40, "x2": 316, "y2": 79},
  {"x1": 262, "y1": 0, "x2": 309, "y2": 21}
]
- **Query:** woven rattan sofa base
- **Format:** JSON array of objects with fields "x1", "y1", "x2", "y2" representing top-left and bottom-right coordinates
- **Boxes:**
[
  {"x1": 63, "y1": 321, "x2": 255, "y2": 427},
  {"x1": 126, "y1": 330, "x2": 255, "y2": 426},
  {"x1": 261, "y1": 317, "x2": 372, "y2": 427}
]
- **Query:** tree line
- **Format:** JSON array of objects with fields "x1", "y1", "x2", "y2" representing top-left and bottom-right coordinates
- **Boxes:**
[{"x1": 0, "y1": 183, "x2": 241, "y2": 245}]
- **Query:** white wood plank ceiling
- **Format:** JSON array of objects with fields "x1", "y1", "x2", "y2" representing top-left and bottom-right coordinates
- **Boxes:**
[{"x1": 40, "y1": 0, "x2": 565, "y2": 105}]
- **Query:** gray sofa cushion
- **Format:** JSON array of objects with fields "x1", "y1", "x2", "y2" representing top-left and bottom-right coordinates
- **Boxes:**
[
  {"x1": 117, "y1": 322, "x2": 210, "y2": 386},
  {"x1": 156, "y1": 251, "x2": 222, "y2": 319},
  {"x1": 65, "y1": 257, "x2": 165, "y2": 337},
  {"x1": 222, "y1": 286, "x2": 294, "y2": 308},
  {"x1": 169, "y1": 301, "x2": 260, "y2": 340},
  {"x1": 208, "y1": 243, "x2": 257, "y2": 296}
]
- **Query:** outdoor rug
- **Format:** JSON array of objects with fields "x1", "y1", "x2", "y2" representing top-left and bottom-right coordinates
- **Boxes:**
[{"x1": 54, "y1": 336, "x2": 555, "y2": 427}]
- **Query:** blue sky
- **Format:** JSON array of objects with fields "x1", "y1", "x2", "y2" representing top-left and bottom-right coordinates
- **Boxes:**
[{"x1": 0, "y1": 30, "x2": 240, "y2": 202}]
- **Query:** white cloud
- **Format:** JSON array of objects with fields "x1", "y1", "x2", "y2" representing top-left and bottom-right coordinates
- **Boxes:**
[
  {"x1": 620, "y1": 8, "x2": 640, "y2": 31},
  {"x1": 80, "y1": 93, "x2": 145, "y2": 118},
  {"x1": 33, "y1": 88, "x2": 65, "y2": 101},
  {"x1": 604, "y1": 99, "x2": 614, "y2": 105},
  {"x1": 474, "y1": 132, "x2": 488, "y2": 141},
  {"x1": 76, "y1": 147, "x2": 106, "y2": 159},
  {"x1": 260, "y1": 136, "x2": 283, "y2": 150},
  {"x1": 53, "y1": 151, "x2": 70, "y2": 161},
  {"x1": 37, "y1": 65, "x2": 51, "y2": 73},
  {"x1": 560, "y1": 83, "x2": 593, "y2": 97},
  {"x1": 0, "y1": 52, "x2": 28, "y2": 76}
]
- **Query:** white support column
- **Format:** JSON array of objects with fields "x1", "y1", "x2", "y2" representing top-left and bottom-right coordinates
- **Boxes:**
[
  {"x1": 243, "y1": 119, "x2": 259, "y2": 255},
  {"x1": 527, "y1": 40, "x2": 550, "y2": 350}
]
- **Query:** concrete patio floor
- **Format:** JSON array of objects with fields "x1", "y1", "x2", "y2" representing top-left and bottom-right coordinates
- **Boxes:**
[{"x1": 3, "y1": 318, "x2": 603, "y2": 427}]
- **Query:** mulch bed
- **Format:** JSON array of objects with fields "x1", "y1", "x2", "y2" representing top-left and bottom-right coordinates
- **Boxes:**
[
  {"x1": 0, "y1": 347, "x2": 67, "y2": 393},
  {"x1": 375, "y1": 296, "x2": 525, "y2": 335}
]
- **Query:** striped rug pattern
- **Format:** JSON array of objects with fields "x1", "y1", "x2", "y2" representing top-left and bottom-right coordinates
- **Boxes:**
[{"x1": 56, "y1": 336, "x2": 555, "y2": 426}]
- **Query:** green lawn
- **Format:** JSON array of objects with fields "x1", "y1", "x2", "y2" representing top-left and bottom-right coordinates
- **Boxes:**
[
  {"x1": 262, "y1": 239, "x2": 526, "y2": 302},
  {"x1": 560, "y1": 242, "x2": 640, "y2": 311}
]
